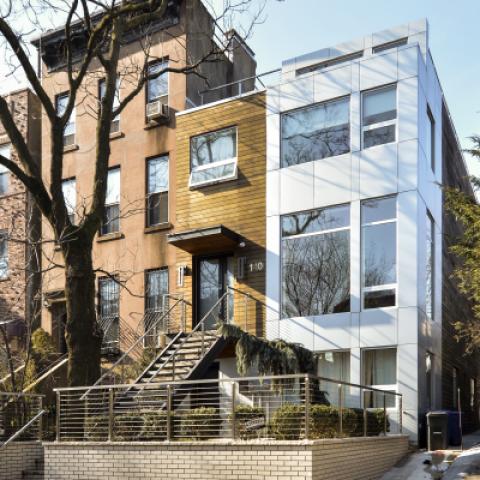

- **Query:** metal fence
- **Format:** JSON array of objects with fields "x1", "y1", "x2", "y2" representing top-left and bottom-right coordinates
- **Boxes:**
[
  {"x1": 0, "y1": 392, "x2": 45, "y2": 447},
  {"x1": 55, "y1": 374, "x2": 402, "y2": 442}
]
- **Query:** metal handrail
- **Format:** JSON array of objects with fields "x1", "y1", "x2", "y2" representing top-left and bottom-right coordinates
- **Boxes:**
[
  {"x1": 23, "y1": 355, "x2": 68, "y2": 393},
  {"x1": 83, "y1": 298, "x2": 185, "y2": 397},
  {"x1": 0, "y1": 409, "x2": 46, "y2": 449}
]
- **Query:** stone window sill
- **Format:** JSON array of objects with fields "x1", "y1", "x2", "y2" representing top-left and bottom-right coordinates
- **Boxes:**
[
  {"x1": 63, "y1": 144, "x2": 79, "y2": 153},
  {"x1": 97, "y1": 232, "x2": 124, "y2": 243},
  {"x1": 0, "y1": 276, "x2": 10, "y2": 282},
  {"x1": 109, "y1": 131, "x2": 124, "y2": 140},
  {"x1": 144, "y1": 222, "x2": 172, "y2": 234}
]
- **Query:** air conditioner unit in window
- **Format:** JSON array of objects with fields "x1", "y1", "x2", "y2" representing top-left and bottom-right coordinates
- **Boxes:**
[{"x1": 146, "y1": 100, "x2": 169, "y2": 122}]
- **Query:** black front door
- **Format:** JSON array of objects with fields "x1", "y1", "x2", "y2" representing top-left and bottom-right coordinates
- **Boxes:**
[{"x1": 195, "y1": 255, "x2": 233, "y2": 329}]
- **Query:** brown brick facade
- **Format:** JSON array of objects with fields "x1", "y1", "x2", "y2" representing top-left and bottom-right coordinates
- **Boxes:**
[{"x1": 0, "y1": 89, "x2": 41, "y2": 344}]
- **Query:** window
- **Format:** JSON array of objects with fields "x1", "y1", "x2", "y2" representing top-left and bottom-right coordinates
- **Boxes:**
[
  {"x1": 471, "y1": 378, "x2": 476, "y2": 409},
  {"x1": 146, "y1": 155, "x2": 169, "y2": 226},
  {"x1": 361, "y1": 196, "x2": 397, "y2": 309},
  {"x1": 426, "y1": 352, "x2": 433, "y2": 410},
  {"x1": 281, "y1": 204, "x2": 350, "y2": 317},
  {"x1": 101, "y1": 168, "x2": 120, "y2": 236},
  {"x1": 362, "y1": 348, "x2": 397, "y2": 408},
  {"x1": 372, "y1": 38, "x2": 408, "y2": 54},
  {"x1": 362, "y1": 85, "x2": 396, "y2": 148},
  {"x1": 0, "y1": 231, "x2": 7, "y2": 279},
  {"x1": 145, "y1": 268, "x2": 169, "y2": 312},
  {"x1": 426, "y1": 212, "x2": 435, "y2": 320},
  {"x1": 147, "y1": 59, "x2": 168, "y2": 104},
  {"x1": 99, "y1": 79, "x2": 121, "y2": 133},
  {"x1": 281, "y1": 97, "x2": 350, "y2": 167},
  {"x1": 56, "y1": 92, "x2": 76, "y2": 147},
  {"x1": 62, "y1": 178, "x2": 76, "y2": 224},
  {"x1": 0, "y1": 144, "x2": 10, "y2": 196},
  {"x1": 426, "y1": 106, "x2": 435, "y2": 172},
  {"x1": 190, "y1": 126, "x2": 238, "y2": 187},
  {"x1": 98, "y1": 277, "x2": 120, "y2": 352},
  {"x1": 318, "y1": 350, "x2": 350, "y2": 404},
  {"x1": 453, "y1": 368, "x2": 458, "y2": 409}
]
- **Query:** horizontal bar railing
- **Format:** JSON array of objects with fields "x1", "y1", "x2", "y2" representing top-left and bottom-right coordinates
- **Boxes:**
[
  {"x1": 55, "y1": 374, "x2": 402, "y2": 442},
  {"x1": 0, "y1": 392, "x2": 45, "y2": 445}
]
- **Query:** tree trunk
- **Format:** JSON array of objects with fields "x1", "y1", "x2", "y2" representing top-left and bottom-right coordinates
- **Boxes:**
[{"x1": 64, "y1": 237, "x2": 103, "y2": 387}]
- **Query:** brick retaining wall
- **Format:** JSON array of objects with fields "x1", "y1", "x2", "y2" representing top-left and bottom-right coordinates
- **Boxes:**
[
  {"x1": 44, "y1": 435, "x2": 409, "y2": 480},
  {"x1": 0, "y1": 441, "x2": 43, "y2": 480}
]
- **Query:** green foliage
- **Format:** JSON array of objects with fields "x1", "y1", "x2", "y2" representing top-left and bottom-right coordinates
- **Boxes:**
[
  {"x1": 142, "y1": 411, "x2": 167, "y2": 440},
  {"x1": 121, "y1": 347, "x2": 157, "y2": 383},
  {"x1": 31, "y1": 328, "x2": 56, "y2": 358},
  {"x1": 232, "y1": 404, "x2": 265, "y2": 439},
  {"x1": 217, "y1": 323, "x2": 317, "y2": 377},
  {"x1": 445, "y1": 135, "x2": 480, "y2": 353},
  {"x1": 180, "y1": 406, "x2": 217, "y2": 440},
  {"x1": 269, "y1": 403, "x2": 389, "y2": 440}
]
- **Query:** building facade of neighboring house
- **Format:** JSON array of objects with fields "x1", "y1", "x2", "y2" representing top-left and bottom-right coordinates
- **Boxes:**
[
  {"x1": 34, "y1": 0, "x2": 256, "y2": 355},
  {"x1": 263, "y1": 19, "x2": 479, "y2": 443},
  {"x1": 0, "y1": 89, "x2": 42, "y2": 350}
]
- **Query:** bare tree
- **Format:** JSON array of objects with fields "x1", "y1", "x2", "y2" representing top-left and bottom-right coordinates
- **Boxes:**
[{"x1": 0, "y1": 0, "x2": 265, "y2": 386}]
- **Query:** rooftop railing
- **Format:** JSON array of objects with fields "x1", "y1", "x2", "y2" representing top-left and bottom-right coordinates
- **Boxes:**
[{"x1": 54, "y1": 374, "x2": 402, "y2": 442}]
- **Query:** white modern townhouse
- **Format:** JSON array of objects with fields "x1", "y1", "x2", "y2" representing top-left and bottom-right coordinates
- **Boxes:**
[{"x1": 265, "y1": 19, "x2": 479, "y2": 443}]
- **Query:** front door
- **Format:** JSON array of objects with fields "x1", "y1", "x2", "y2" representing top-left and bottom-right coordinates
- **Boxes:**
[{"x1": 196, "y1": 255, "x2": 234, "y2": 329}]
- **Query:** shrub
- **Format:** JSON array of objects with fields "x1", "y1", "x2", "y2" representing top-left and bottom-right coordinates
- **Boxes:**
[
  {"x1": 180, "y1": 407, "x2": 218, "y2": 440},
  {"x1": 84, "y1": 415, "x2": 109, "y2": 441},
  {"x1": 269, "y1": 403, "x2": 304, "y2": 440},
  {"x1": 232, "y1": 405, "x2": 265, "y2": 439},
  {"x1": 114, "y1": 413, "x2": 145, "y2": 441},
  {"x1": 142, "y1": 411, "x2": 168, "y2": 440}
]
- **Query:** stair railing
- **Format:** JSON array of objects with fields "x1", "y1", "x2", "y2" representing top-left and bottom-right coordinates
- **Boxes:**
[{"x1": 81, "y1": 297, "x2": 186, "y2": 400}]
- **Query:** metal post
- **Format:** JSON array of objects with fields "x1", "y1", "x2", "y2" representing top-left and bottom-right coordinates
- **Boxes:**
[
  {"x1": 231, "y1": 382, "x2": 236, "y2": 440},
  {"x1": 244, "y1": 294, "x2": 248, "y2": 332},
  {"x1": 362, "y1": 389, "x2": 367, "y2": 437},
  {"x1": 201, "y1": 320, "x2": 205, "y2": 357},
  {"x1": 172, "y1": 355, "x2": 176, "y2": 381},
  {"x1": 37, "y1": 396, "x2": 43, "y2": 441},
  {"x1": 304, "y1": 376, "x2": 311, "y2": 439},
  {"x1": 399, "y1": 395, "x2": 403, "y2": 434},
  {"x1": 167, "y1": 385, "x2": 172, "y2": 441},
  {"x1": 226, "y1": 292, "x2": 230, "y2": 325},
  {"x1": 55, "y1": 391, "x2": 60, "y2": 442},
  {"x1": 108, "y1": 388, "x2": 114, "y2": 442},
  {"x1": 383, "y1": 393, "x2": 387, "y2": 435},
  {"x1": 338, "y1": 384, "x2": 343, "y2": 436}
]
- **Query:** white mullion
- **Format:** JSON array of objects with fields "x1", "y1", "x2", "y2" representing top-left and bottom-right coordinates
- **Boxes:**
[{"x1": 282, "y1": 225, "x2": 350, "y2": 241}]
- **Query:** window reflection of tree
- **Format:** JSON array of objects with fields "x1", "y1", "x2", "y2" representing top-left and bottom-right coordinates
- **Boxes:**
[
  {"x1": 282, "y1": 231, "x2": 350, "y2": 317},
  {"x1": 281, "y1": 99, "x2": 350, "y2": 167}
]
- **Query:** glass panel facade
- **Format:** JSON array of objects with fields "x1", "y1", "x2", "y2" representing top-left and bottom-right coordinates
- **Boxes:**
[
  {"x1": 362, "y1": 348, "x2": 397, "y2": 408},
  {"x1": 427, "y1": 107, "x2": 435, "y2": 172},
  {"x1": 281, "y1": 97, "x2": 350, "y2": 167},
  {"x1": 426, "y1": 212, "x2": 434, "y2": 320},
  {"x1": 282, "y1": 205, "x2": 350, "y2": 317}
]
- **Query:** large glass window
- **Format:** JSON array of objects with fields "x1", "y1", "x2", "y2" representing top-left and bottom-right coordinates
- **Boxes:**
[
  {"x1": 146, "y1": 155, "x2": 169, "y2": 226},
  {"x1": 281, "y1": 97, "x2": 350, "y2": 167},
  {"x1": 361, "y1": 196, "x2": 397, "y2": 309},
  {"x1": 147, "y1": 60, "x2": 168, "y2": 103},
  {"x1": 0, "y1": 230, "x2": 7, "y2": 279},
  {"x1": 99, "y1": 78, "x2": 121, "y2": 133},
  {"x1": 56, "y1": 92, "x2": 76, "y2": 147},
  {"x1": 281, "y1": 204, "x2": 350, "y2": 317},
  {"x1": 62, "y1": 178, "x2": 76, "y2": 224},
  {"x1": 0, "y1": 144, "x2": 10, "y2": 196},
  {"x1": 98, "y1": 277, "x2": 120, "y2": 352},
  {"x1": 318, "y1": 350, "x2": 350, "y2": 405},
  {"x1": 362, "y1": 348, "x2": 397, "y2": 408},
  {"x1": 426, "y1": 352, "x2": 433, "y2": 410},
  {"x1": 426, "y1": 106, "x2": 435, "y2": 172},
  {"x1": 426, "y1": 212, "x2": 435, "y2": 320},
  {"x1": 362, "y1": 85, "x2": 396, "y2": 148},
  {"x1": 101, "y1": 168, "x2": 120, "y2": 236},
  {"x1": 190, "y1": 126, "x2": 237, "y2": 187}
]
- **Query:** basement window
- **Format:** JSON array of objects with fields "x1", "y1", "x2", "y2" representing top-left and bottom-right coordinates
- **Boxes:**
[{"x1": 189, "y1": 126, "x2": 238, "y2": 188}]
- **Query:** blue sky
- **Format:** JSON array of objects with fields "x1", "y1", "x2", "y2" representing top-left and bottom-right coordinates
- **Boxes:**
[{"x1": 241, "y1": 0, "x2": 480, "y2": 173}]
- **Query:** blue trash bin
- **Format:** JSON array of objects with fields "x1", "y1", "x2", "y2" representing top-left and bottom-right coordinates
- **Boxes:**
[{"x1": 447, "y1": 411, "x2": 462, "y2": 447}]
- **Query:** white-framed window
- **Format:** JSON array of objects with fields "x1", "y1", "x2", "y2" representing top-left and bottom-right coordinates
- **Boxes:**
[
  {"x1": 0, "y1": 144, "x2": 11, "y2": 196},
  {"x1": 318, "y1": 350, "x2": 350, "y2": 404},
  {"x1": 146, "y1": 155, "x2": 169, "y2": 226},
  {"x1": 361, "y1": 196, "x2": 397, "y2": 309},
  {"x1": 426, "y1": 106, "x2": 435, "y2": 172},
  {"x1": 147, "y1": 59, "x2": 168, "y2": 104},
  {"x1": 62, "y1": 178, "x2": 76, "y2": 224},
  {"x1": 56, "y1": 92, "x2": 76, "y2": 147},
  {"x1": 281, "y1": 204, "x2": 350, "y2": 317},
  {"x1": 189, "y1": 126, "x2": 238, "y2": 188},
  {"x1": 101, "y1": 168, "x2": 120, "y2": 236},
  {"x1": 0, "y1": 230, "x2": 7, "y2": 279},
  {"x1": 281, "y1": 96, "x2": 350, "y2": 167},
  {"x1": 426, "y1": 212, "x2": 435, "y2": 320},
  {"x1": 99, "y1": 78, "x2": 121, "y2": 133},
  {"x1": 98, "y1": 276, "x2": 120, "y2": 351},
  {"x1": 361, "y1": 84, "x2": 396, "y2": 149},
  {"x1": 362, "y1": 347, "x2": 397, "y2": 408}
]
